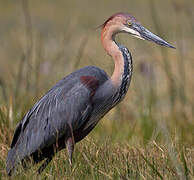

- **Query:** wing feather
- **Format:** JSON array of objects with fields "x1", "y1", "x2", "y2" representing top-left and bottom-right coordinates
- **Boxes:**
[{"x1": 8, "y1": 66, "x2": 108, "y2": 165}]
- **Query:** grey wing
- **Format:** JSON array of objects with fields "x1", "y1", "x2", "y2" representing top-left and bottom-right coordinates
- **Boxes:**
[
  {"x1": 6, "y1": 66, "x2": 109, "y2": 174},
  {"x1": 9, "y1": 82, "x2": 93, "y2": 159}
]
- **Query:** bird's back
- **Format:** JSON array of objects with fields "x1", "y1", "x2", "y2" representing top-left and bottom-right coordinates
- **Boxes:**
[{"x1": 6, "y1": 66, "x2": 109, "y2": 175}]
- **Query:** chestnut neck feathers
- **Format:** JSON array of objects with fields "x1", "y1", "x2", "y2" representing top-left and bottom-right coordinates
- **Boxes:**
[{"x1": 101, "y1": 15, "x2": 133, "y2": 94}]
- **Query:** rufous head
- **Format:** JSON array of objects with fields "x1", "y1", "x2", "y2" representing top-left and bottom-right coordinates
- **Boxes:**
[{"x1": 102, "y1": 12, "x2": 175, "y2": 48}]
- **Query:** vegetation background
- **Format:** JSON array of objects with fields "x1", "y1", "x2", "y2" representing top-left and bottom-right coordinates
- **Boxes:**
[{"x1": 0, "y1": 0, "x2": 193, "y2": 179}]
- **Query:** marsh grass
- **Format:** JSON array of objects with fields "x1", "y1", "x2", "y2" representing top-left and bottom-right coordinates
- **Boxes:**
[{"x1": 0, "y1": 0, "x2": 193, "y2": 179}]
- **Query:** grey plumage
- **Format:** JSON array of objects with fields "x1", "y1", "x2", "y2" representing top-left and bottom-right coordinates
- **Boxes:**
[
  {"x1": 6, "y1": 45, "x2": 133, "y2": 175},
  {"x1": 6, "y1": 66, "x2": 110, "y2": 174},
  {"x1": 6, "y1": 12, "x2": 174, "y2": 175}
]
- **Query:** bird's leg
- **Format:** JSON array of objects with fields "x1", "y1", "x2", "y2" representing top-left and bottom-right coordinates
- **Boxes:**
[
  {"x1": 37, "y1": 156, "x2": 53, "y2": 174},
  {"x1": 66, "y1": 123, "x2": 75, "y2": 166},
  {"x1": 66, "y1": 137, "x2": 74, "y2": 166}
]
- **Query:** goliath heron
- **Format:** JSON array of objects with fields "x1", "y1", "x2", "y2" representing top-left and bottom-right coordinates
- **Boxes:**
[{"x1": 6, "y1": 12, "x2": 175, "y2": 175}]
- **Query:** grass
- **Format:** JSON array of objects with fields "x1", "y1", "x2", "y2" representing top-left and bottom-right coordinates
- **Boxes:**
[{"x1": 0, "y1": 0, "x2": 194, "y2": 179}]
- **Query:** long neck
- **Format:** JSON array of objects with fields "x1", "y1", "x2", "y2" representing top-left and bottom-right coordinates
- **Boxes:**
[{"x1": 101, "y1": 26, "x2": 133, "y2": 91}]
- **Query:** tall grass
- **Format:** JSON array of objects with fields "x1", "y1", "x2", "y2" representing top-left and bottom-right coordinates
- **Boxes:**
[{"x1": 0, "y1": 0, "x2": 193, "y2": 179}]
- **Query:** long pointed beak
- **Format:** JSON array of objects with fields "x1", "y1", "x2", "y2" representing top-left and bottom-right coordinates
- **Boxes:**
[{"x1": 131, "y1": 23, "x2": 175, "y2": 49}]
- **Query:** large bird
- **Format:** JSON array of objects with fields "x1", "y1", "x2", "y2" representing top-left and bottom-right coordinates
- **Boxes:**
[{"x1": 6, "y1": 12, "x2": 175, "y2": 175}]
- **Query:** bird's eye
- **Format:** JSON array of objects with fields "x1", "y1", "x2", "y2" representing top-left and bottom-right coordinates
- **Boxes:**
[{"x1": 127, "y1": 21, "x2": 132, "y2": 26}]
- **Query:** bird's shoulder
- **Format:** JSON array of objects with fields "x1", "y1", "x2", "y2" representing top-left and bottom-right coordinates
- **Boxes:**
[
  {"x1": 10, "y1": 66, "x2": 109, "y2": 150},
  {"x1": 60, "y1": 66, "x2": 109, "y2": 85}
]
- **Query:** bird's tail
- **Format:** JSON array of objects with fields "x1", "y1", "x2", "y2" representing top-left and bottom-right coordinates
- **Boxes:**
[{"x1": 6, "y1": 148, "x2": 19, "y2": 176}]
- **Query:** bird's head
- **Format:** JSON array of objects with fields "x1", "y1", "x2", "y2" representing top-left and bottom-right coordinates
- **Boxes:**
[{"x1": 101, "y1": 12, "x2": 175, "y2": 49}]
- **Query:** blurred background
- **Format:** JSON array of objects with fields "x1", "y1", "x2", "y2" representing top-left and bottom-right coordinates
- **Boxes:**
[{"x1": 0, "y1": 0, "x2": 193, "y2": 179}]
